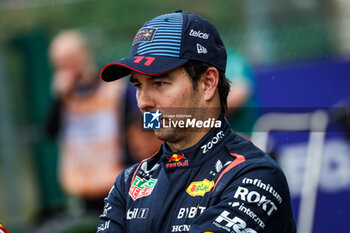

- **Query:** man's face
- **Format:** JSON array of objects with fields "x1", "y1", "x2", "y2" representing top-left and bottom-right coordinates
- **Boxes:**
[{"x1": 130, "y1": 67, "x2": 203, "y2": 143}]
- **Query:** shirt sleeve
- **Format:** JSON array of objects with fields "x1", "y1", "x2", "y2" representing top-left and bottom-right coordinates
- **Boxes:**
[
  {"x1": 189, "y1": 164, "x2": 296, "y2": 233},
  {"x1": 97, "y1": 166, "x2": 136, "y2": 233}
]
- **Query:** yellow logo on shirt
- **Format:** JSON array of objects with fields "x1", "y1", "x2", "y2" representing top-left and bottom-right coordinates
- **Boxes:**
[{"x1": 186, "y1": 179, "x2": 214, "y2": 197}]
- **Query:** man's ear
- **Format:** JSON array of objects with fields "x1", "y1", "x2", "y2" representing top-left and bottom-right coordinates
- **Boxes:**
[{"x1": 201, "y1": 67, "x2": 219, "y2": 102}]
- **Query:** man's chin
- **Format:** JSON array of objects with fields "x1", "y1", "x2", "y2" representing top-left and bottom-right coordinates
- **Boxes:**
[
  {"x1": 153, "y1": 128, "x2": 177, "y2": 142},
  {"x1": 153, "y1": 128, "x2": 167, "y2": 141}
]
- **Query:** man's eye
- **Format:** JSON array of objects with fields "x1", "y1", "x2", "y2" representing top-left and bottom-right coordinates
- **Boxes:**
[
  {"x1": 133, "y1": 83, "x2": 142, "y2": 88},
  {"x1": 154, "y1": 82, "x2": 166, "y2": 86}
]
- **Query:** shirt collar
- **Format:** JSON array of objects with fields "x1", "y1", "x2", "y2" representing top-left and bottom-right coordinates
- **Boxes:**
[{"x1": 161, "y1": 113, "x2": 234, "y2": 170}]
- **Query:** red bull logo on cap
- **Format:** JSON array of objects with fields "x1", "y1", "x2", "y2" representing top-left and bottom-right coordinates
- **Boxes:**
[{"x1": 133, "y1": 27, "x2": 157, "y2": 45}]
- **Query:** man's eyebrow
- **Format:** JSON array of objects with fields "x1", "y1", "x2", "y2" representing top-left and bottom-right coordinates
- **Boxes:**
[{"x1": 149, "y1": 74, "x2": 171, "y2": 80}]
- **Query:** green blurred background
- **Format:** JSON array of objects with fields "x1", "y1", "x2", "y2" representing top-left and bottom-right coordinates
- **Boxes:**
[{"x1": 0, "y1": 0, "x2": 349, "y2": 232}]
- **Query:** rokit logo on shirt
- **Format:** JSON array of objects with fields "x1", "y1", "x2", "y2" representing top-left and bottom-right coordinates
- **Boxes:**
[
  {"x1": 129, "y1": 176, "x2": 158, "y2": 200},
  {"x1": 234, "y1": 186, "x2": 278, "y2": 216}
]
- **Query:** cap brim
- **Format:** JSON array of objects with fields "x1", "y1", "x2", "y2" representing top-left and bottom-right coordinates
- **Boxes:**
[{"x1": 101, "y1": 56, "x2": 189, "y2": 82}]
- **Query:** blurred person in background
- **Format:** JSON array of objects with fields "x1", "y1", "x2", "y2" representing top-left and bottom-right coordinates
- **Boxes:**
[
  {"x1": 46, "y1": 30, "x2": 125, "y2": 214},
  {"x1": 225, "y1": 50, "x2": 259, "y2": 136}
]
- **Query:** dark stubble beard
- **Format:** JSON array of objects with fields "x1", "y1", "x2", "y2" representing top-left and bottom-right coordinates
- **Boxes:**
[{"x1": 153, "y1": 124, "x2": 187, "y2": 144}]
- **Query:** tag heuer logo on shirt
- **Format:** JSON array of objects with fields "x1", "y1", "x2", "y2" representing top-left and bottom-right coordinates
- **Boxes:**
[
  {"x1": 186, "y1": 179, "x2": 214, "y2": 197},
  {"x1": 129, "y1": 176, "x2": 158, "y2": 200}
]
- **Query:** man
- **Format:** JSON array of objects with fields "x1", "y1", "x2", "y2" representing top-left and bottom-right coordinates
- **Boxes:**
[{"x1": 98, "y1": 11, "x2": 296, "y2": 232}]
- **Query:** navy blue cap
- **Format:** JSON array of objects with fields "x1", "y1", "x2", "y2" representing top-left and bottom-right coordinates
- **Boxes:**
[{"x1": 101, "y1": 11, "x2": 227, "y2": 82}]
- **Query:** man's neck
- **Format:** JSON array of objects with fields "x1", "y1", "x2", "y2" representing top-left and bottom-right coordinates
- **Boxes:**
[{"x1": 166, "y1": 129, "x2": 210, "y2": 152}]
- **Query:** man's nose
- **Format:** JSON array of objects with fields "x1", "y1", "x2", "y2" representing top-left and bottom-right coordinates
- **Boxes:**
[{"x1": 137, "y1": 89, "x2": 156, "y2": 112}]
